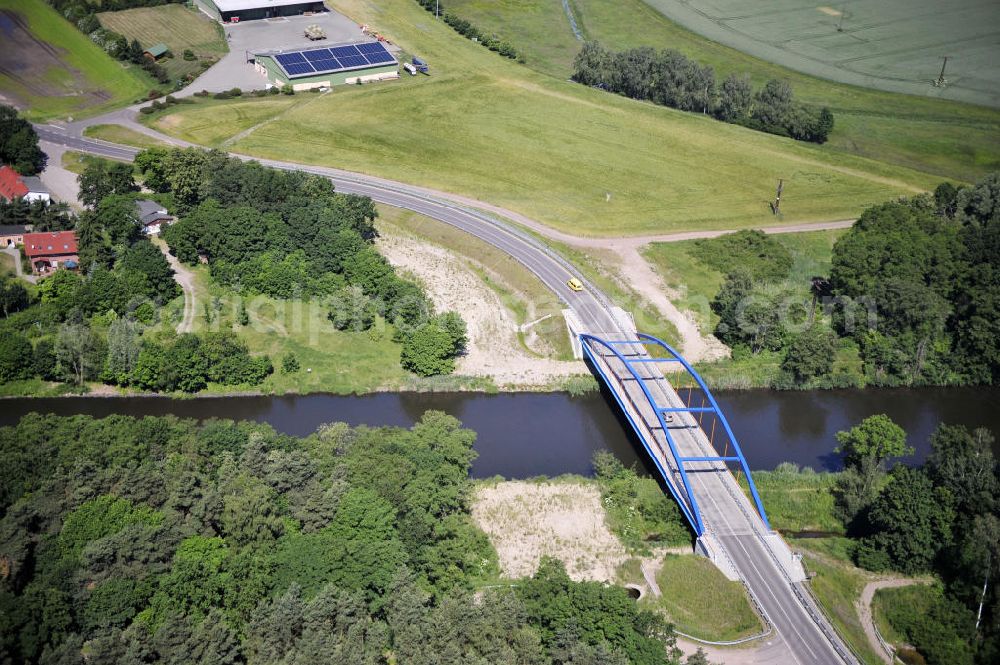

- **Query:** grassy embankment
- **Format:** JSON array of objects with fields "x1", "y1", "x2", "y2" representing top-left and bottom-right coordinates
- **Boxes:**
[
  {"x1": 82, "y1": 124, "x2": 174, "y2": 149},
  {"x1": 618, "y1": 555, "x2": 764, "y2": 642},
  {"x1": 96, "y1": 4, "x2": 228, "y2": 81},
  {"x1": 643, "y1": 228, "x2": 863, "y2": 387},
  {"x1": 449, "y1": 0, "x2": 1000, "y2": 184},
  {"x1": 0, "y1": 0, "x2": 151, "y2": 121},
  {"x1": 142, "y1": 0, "x2": 940, "y2": 238},
  {"x1": 377, "y1": 207, "x2": 576, "y2": 360}
]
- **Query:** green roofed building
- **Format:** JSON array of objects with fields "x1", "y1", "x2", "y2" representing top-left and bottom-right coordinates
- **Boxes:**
[
  {"x1": 253, "y1": 41, "x2": 399, "y2": 90},
  {"x1": 144, "y1": 43, "x2": 169, "y2": 59}
]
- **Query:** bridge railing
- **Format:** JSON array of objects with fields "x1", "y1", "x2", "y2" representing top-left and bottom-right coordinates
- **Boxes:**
[{"x1": 579, "y1": 332, "x2": 771, "y2": 537}]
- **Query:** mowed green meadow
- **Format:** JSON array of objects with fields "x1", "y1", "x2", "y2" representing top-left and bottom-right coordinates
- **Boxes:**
[
  {"x1": 97, "y1": 4, "x2": 228, "y2": 80},
  {"x1": 0, "y1": 0, "x2": 150, "y2": 120},
  {"x1": 150, "y1": 0, "x2": 939, "y2": 237},
  {"x1": 450, "y1": 0, "x2": 1000, "y2": 183}
]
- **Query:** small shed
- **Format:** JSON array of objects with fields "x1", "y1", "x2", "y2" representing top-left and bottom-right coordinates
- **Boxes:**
[{"x1": 144, "y1": 43, "x2": 169, "y2": 60}]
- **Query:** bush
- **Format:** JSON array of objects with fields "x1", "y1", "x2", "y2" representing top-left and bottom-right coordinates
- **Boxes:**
[
  {"x1": 183, "y1": 49, "x2": 196, "y2": 61},
  {"x1": 139, "y1": 106, "x2": 156, "y2": 115},
  {"x1": 281, "y1": 351, "x2": 300, "y2": 374},
  {"x1": 281, "y1": 84, "x2": 294, "y2": 95}
]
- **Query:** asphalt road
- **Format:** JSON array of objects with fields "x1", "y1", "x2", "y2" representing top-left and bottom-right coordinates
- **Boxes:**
[{"x1": 35, "y1": 124, "x2": 854, "y2": 664}]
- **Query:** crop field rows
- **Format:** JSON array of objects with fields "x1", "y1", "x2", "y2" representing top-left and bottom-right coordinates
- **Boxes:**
[{"x1": 641, "y1": 0, "x2": 1000, "y2": 107}]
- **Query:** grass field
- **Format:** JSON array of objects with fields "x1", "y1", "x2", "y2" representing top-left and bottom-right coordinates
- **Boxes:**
[
  {"x1": 640, "y1": 554, "x2": 763, "y2": 641},
  {"x1": 0, "y1": 0, "x2": 151, "y2": 121},
  {"x1": 449, "y1": 0, "x2": 1000, "y2": 183},
  {"x1": 145, "y1": 0, "x2": 940, "y2": 238},
  {"x1": 96, "y1": 4, "x2": 227, "y2": 81},
  {"x1": 740, "y1": 467, "x2": 843, "y2": 534},
  {"x1": 83, "y1": 124, "x2": 174, "y2": 149}
]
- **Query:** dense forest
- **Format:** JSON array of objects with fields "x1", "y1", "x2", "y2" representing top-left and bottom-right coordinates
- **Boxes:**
[
  {"x1": 828, "y1": 417, "x2": 1000, "y2": 665},
  {"x1": 0, "y1": 413, "x2": 683, "y2": 665},
  {"x1": 572, "y1": 43, "x2": 834, "y2": 143},
  {"x1": 708, "y1": 171, "x2": 1000, "y2": 387}
]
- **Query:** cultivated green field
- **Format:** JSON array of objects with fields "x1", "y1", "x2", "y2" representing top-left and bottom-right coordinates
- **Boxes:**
[
  {"x1": 147, "y1": 0, "x2": 939, "y2": 237},
  {"x1": 0, "y1": 0, "x2": 151, "y2": 120},
  {"x1": 449, "y1": 0, "x2": 1000, "y2": 183},
  {"x1": 96, "y1": 4, "x2": 227, "y2": 80}
]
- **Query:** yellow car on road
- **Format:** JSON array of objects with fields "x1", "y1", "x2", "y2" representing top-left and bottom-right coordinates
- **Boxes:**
[{"x1": 567, "y1": 278, "x2": 584, "y2": 292}]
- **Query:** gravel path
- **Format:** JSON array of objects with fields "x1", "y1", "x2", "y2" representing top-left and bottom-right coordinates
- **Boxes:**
[
  {"x1": 155, "y1": 238, "x2": 196, "y2": 334},
  {"x1": 857, "y1": 577, "x2": 933, "y2": 664}
]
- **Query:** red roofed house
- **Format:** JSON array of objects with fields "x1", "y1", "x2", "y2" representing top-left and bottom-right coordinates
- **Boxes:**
[
  {"x1": 23, "y1": 231, "x2": 78, "y2": 275},
  {"x1": 0, "y1": 165, "x2": 50, "y2": 203}
]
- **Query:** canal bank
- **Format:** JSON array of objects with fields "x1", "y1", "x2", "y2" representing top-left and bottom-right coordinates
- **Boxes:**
[{"x1": 2, "y1": 386, "x2": 996, "y2": 476}]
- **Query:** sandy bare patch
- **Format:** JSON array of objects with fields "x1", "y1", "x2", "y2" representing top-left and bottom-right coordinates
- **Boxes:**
[
  {"x1": 376, "y1": 232, "x2": 585, "y2": 386},
  {"x1": 472, "y1": 480, "x2": 631, "y2": 582}
]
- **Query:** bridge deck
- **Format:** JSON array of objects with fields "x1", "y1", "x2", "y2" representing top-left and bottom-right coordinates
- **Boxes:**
[{"x1": 582, "y1": 333, "x2": 856, "y2": 665}]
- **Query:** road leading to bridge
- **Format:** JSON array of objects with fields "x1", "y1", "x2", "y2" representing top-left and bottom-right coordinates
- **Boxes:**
[{"x1": 35, "y1": 124, "x2": 855, "y2": 664}]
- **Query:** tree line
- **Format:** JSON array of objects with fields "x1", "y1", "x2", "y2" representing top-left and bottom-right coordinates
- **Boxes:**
[
  {"x1": 706, "y1": 171, "x2": 1000, "y2": 388},
  {"x1": 141, "y1": 147, "x2": 467, "y2": 377},
  {"x1": 0, "y1": 412, "x2": 685, "y2": 664},
  {"x1": 572, "y1": 42, "x2": 834, "y2": 144},
  {"x1": 413, "y1": 0, "x2": 521, "y2": 61},
  {"x1": 828, "y1": 415, "x2": 999, "y2": 665}
]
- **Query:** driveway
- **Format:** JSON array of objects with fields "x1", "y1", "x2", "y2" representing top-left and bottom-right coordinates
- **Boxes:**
[{"x1": 181, "y1": 7, "x2": 367, "y2": 95}]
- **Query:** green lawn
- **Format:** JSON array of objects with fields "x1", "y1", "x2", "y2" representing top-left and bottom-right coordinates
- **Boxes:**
[
  {"x1": 146, "y1": 0, "x2": 939, "y2": 238},
  {"x1": 97, "y1": 4, "x2": 227, "y2": 81},
  {"x1": 640, "y1": 554, "x2": 763, "y2": 641},
  {"x1": 83, "y1": 124, "x2": 174, "y2": 149},
  {"x1": 449, "y1": 0, "x2": 1000, "y2": 183},
  {"x1": 0, "y1": 0, "x2": 151, "y2": 121}
]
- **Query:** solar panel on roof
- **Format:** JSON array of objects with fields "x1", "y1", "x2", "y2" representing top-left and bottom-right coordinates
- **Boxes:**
[
  {"x1": 270, "y1": 42, "x2": 396, "y2": 78},
  {"x1": 283, "y1": 61, "x2": 315, "y2": 76},
  {"x1": 337, "y1": 54, "x2": 369, "y2": 69},
  {"x1": 330, "y1": 45, "x2": 361, "y2": 58},
  {"x1": 356, "y1": 42, "x2": 388, "y2": 55},
  {"x1": 276, "y1": 52, "x2": 306, "y2": 65},
  {"x1": 364, "y1": 52, "x2": 395, "y2": 65},
  {"x1": 303, "y1": 48, "x2": 333, "y2": 62},
  {"x1": 311, "y1": 58, "x2": 340, "y2": 73}
]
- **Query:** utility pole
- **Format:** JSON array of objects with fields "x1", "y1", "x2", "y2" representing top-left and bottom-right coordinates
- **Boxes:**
[
  {"x1": 436, "y1": 0, "x2": 439, "y2": 17},
  {"x1": 935, "y1": 56, "x2": 949, "y2": 87},
  {"x1": 771, "y1": 179, "x2": 784, "y2": 215},
  {"x1": 836, "y1": 6, "x2": 846, "y2": 32}
]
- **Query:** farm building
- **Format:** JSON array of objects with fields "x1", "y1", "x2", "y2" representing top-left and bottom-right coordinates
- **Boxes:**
[
  {"x1": 253, "y1": 41, "x2": 398, "y2": 90},
  {"x1": 201, "y1": 0, "x2": 325, "y2": 23}
]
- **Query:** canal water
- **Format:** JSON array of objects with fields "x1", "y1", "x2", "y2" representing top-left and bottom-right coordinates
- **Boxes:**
[{"x1": 1, "y1": 387, "x2": 996, "y2": 477}]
